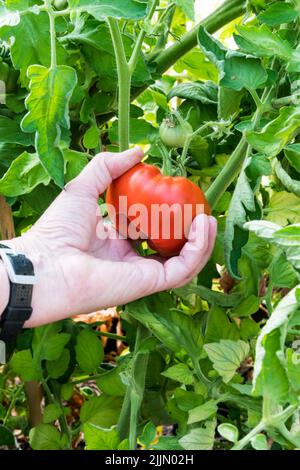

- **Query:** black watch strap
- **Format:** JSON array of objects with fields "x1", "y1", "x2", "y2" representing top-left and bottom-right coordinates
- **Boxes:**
[{"x1": 0, "y1": 243, "x2": 35, "y2": 344}]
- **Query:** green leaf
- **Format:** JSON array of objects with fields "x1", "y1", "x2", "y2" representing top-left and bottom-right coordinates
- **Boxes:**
[
  {"x1": 179, "y1": 421, "x2": 216, "y2": 450},
  {"x1": 224, "y1": 158, "x2": 261, "y2": 279},
  {"x1": 33, "y1": 324, "x2": 71, "y2": 362},
  {"x1": 274, "y1": 159, "x2": 300, "y2": 197},
  {"x1": 168, "y1": 81, "x2": 218, "y2": 105},
  {"x1": 29, "y1": 424, "x2": 65, "y2": 450},
  {"x1": 83, "y1": 125, "x2": 100, "y2": 150},
  {"x1": 217, "y1": 423, "x2": 239, "y2": 443},
  {"x1": 239, "y1": 318, "x2": 260, "y2": 341},
  {"x1": 266, "y1": 192, "x2": 300, "y2": 226},
  {"x1": 247, "y1": 107, "x2": 300, "y2": 158},
  {"x1": 21, "y1": 64, "x2": 77, "y2": 188},
  {"x1": 245, "y1": 220, "x2": 300, "y2": 272},
  {"x1": 205, "y1": 306, "x2": 240, "y2": 343},
  {"x1": 218, "y1": 87, "x2": 243, "y2": 120},
  {"x1": 253, "y1": 287, "x2": 299, "y2": 401},
  {"x1": 204, "y1": 340, "x2": 250, "y2": 384},
  {"x1": 43, "y1": 404, "x2": 62, "y2": 424},
  {"x1": 46, "y1": 348, "x2": 70, "y2": 379},
  {"x1": 231, "y1": 295, "x2": 261, "y2": 318},
  {"x1": 0, "y1": 152, "x2": 50, "y2": 197},
  {"x1": 174, "y1": 389, "x2": 203, "y2": 412},
  {"x1": 139, "y1": 421, "x2": 157, "y2": 448},
  {"x1": 10, "y1": 349, "x2": 40, "y2": 382},
  {"x1": 0, "y1": 12, "x2": 67, "y2": 85},
  {"x1": 269, "y1": 252, "x2": 298, "y2": 288},
  {"x1": 161, "y1": 364, "x2": 195, "y2": 385},
  {"x1": 80, "y1": 395, "x2": 123, "y2": 428},
  {"x1": 175, "y1": 284, "x2": 243, "y2": 308},
  {"x1": 174, "y1": 0, "x2": 195, "y2": 20},
  {"x1": 96, "y1": 360, "x2": 128, "y2": 397},
  {"x1": 126, "y1": 296, "x2": 203, "y2": 359},
  {"x1": 109, "y1": 118, "x2": 155, "y2": 145},
  {"x1": 83, "y1": 424, "x2": 119, "y2": 450},
  {"x1": 64, "y1": 149, "x2": 89, "y2": 183},
  {"x1": 258, "y1": 3, "x2": 298, "y2": 26},
  {"x1": 0, "y1": 425, "x2": 15, "y2": 448},
  {"x1": 198, "y1": 26, "x2": 227, "y2": 68},
  {"x1": 284, "y1": 144, "x2": 300, "y2": 174},
  {"x1": 286, "y1": 348, "x2": 300, "y2": 392},
  {"x1": 75, "y1": 329, "x2": 104, "y2": 374},
  {"x1": 61, "y1": 383, "x2": 74, "y2": 401},
  {"x1": 0, "y1": 116, "x2": 33, "y2": 146},
  {"x1": 68, "y1": 0, "x2": 148, "y2": 21},
  {"x1": 188, "y1": 400, "x2": 218, "y2": 424},
  {"x1": 235, "y1": 24, "x2": 293, "y2": 60},
  {"x1": 221, "y1": 55, "x2": 267, "y2": 91},
  {"x1": 153, "y1": 436, "x2": 184, "y2": 451},
  {"x1": 250, "y1": 433, "x2": 269, "y2": 450},
  {"x1": 174, "y1": 49, "x2": 218, "y2": 82}
]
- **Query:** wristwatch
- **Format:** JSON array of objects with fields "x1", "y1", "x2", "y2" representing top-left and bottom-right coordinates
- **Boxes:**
[{"x1": 0, "y1": 243, "x2": 36, "y2": 344}]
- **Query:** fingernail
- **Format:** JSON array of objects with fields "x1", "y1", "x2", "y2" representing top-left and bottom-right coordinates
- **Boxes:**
[{"x1": 133, "y1": 146, "x2": 144, "y2": 157}]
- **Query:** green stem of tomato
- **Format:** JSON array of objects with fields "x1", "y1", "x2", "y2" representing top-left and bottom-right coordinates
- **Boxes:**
[
  {"x1": 107, "y1": 18, "x2": 131, "y2": 151},
  {"x1": 129, "y1": 325, "x2": 149, "y2": 450},
  {"x1": 46, "y1": 0, "x2": 57, "y2": 68},
  {"x1": 181, "y1": 122, "x2": 214, "y2": 166},
  {"x1": 118, "y1": 324, "x2": 149, "y2": 447},
  {"x1": 128, "y1": 0, "x2": 159, "y2": 75}
]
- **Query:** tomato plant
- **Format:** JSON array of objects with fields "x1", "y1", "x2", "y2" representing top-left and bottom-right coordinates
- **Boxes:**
[{"x1": 1, "y1": 0, "x2": 300, "y2": 453}]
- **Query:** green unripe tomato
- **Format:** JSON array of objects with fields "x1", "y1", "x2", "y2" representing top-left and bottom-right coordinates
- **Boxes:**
[
  {"x1": 159, "y1": 117, "x2": 193, "y2": 148},
  {"x1": 53, "y1": 0, "x2": 68, "y2": 10}
]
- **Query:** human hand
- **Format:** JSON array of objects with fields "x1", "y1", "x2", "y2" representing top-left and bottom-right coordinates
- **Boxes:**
[{"x1": 4, "y1": 148, "x2": 217, "y2": 327}]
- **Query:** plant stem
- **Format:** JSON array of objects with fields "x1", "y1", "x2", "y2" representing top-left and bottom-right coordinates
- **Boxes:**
[
  {"x1": 231, "y1": 421, "x2": 265, "y2": 450},
  {"x1": 3, "y1": 385, "x2": 23, "y2": 426},
  {"x1": 128, "y1": 0, "x2": 159, "y2": 74},
  {"x1": 107, "y1": 18, "x2": 131, "y2": 151},
  {"x1": 128, "y1": 325, "x2": 149, "y2": 450},
  {"x1": 46, "y1": 1, "x2": 57, "y2": 68},
  {"x1": 277, "y1": 423, "x2": 300, "y2": 448},
  {"x1": 205, "y1": 137, "x2": 248, "y2": 208},
  {"x1": 248, "y1": 89, "x2": 263, "y2": 109},
  {"x1": 42, "y1": 379, "x2": 71, "y2": 447},
  {"x1": 153, "y1": 0, "x2": 245, "y2": 74},
  {"x1": 181, "y1": 122, "x2": 212, "y2": 165},
  {"x1": 95, "y1": 331, "x2": 126, "y2": 341},
  {"x1": 158, "y1": 141, "x2": 172, "y2": 176},
  {"x1": 193, "y1": 360, "x2": 212, "y2": 388}
]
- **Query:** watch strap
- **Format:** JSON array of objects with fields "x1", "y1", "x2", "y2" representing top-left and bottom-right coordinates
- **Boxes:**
[{"x1": 0, "y1": 243, "x2": 35, "y2": 344}]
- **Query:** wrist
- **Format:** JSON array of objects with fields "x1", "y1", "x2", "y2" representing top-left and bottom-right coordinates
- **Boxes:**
[
  {"x1": 2, "y1": 234, "x2": 49, "y2": 327},
  {"x1": 0, "y1": 259, "x2": 10, "y2": 317}
]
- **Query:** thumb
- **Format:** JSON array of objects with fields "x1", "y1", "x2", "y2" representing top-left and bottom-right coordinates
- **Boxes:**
[{"x1": 65, "y1": 147, "x2": 144, "y2": 197}]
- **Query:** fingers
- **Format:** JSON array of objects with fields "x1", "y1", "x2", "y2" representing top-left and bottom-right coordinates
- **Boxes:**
[
  {"x1": 162, "y1": 215, "x2": 217, "y2": 290},
  {"x1": 65, "y1": 147, "x2": 144, "y2": 197}
]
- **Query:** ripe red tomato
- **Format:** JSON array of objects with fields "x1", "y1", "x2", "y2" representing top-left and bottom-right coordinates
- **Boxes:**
[{"x1": 106, "y1": 163, "x2": 211, "y2": 257}]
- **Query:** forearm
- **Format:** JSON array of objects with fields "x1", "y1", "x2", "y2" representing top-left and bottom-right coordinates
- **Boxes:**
[{"x1": 0, "y1": 260, "x2": 10, "y2": 317}]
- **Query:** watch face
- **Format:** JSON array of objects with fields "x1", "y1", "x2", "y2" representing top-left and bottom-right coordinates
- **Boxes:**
[{"x1": 6, "y1": 253, "x2": 34, "y2": 276}]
